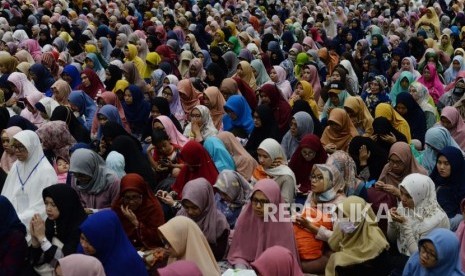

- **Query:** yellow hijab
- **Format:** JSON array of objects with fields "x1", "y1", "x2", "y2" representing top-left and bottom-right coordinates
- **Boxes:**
[
  {"x1": 375, "y1": 103, "x2": 412, "y2": 142},
  {"x1": 290, "y1": 80, "x2": 319, "y2": 118},
  {"x1": 125, "y1": 44, "x2": 146, "y2": 78},
  {"x1": 343, "y1": 96, "x2": 374, "y2": 136}
]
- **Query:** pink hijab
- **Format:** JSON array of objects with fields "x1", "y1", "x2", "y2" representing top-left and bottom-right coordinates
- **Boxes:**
[
  {"x1": 304, "y1": 64, "x2": 321, "y2": 101},
  {"x1": 441, "y1": 106, "x2": 465, "y2": 149},
  {"x1": 177, "y1": 177, "x2": 230, "y2": 244},
  {"x1": 251, "y1": 246, "x2": 303, "y2": 276},
  {"x1": 0, "y1": 126, "x2": 22, "y2": 173},
  {"x1": 155, "y1": 115, "x2": 189, "y2": 147},
  {"x1": 58, "y1": 254, "x2": 105, "y2": 276},
  {"x1": 227, "y1": 179, "x2": 299, "y2": 267},
  {"x1": 19, "y1": 92, "x2": 44, "y2": 127},
  {"x1": 273, "y1": 66, "x2": 293, "y2": 100},
  {"x1": 418, "y1": 63, "x2": 445, "y2": 103}
]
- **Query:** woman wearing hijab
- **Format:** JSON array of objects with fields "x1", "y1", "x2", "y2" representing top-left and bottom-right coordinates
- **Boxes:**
[
  {"x1": 372, "y1": 116, "x2": 408, "y2": 152},
  {"x1": 281, "y1": 112, "x2": 314, "y2": 159},
  {"x1": 348, "y1": 136, "x2": 388, "y2": 182},
  {"x1": 104, "y1": 65, "x2": 122, "y2": 92},
  {"x1": 203, "y1": 86, "x2": 225, "y2": 130},
  {"x1": 93, "y1": 91, "x2": 131, "y2": 135},
  {"x1": 440, "y1": 106, "x2": 465, "y2": 150},
  {"x1": 56, "y1": 254, "x2": 105, "y2": 276},
  {"x1": 7, "y1": 72, "x2": 40, "y2": 99},
  {"x1": 112, "y1": 173, "x2": 164, "y2": 249},
  {"x1": 403, "y1": 228, "x2": 464, "y2": 276},
  {"x1": 50, "y1": 106, "x2": 91, "y2": 144},
  {"x1": 245, "y1": 104, "x2": 281, "y2": 159},
  {"x1": 29, "y1": 185, "x2": 87, "y2": 274},
  {"x1": 149, "y1": 97, "x2": 183, "y2": 133},
  {"x1": 159, "y1": 84, "x2": 186, "y2": 127},
  {"x1": 418, "y1": 63, "x2": 445, "y2": 104},
  {"x1": 251, "y1": 59, "x2": 271, "y2": 87},
  {"x1": 252, "y1": 138, "x2": 296, "y2": 203},
  {"x1": 1, "y1": 130, "x2": 57, "y2": 229},
  {"x1": 409, "y1": 82, "x2": 439, "y2": 129},
  {"x1": 19, "y1": 92, "x2": 45, "y2": 128},
  {"x1": 269, "y1": 65, "x2": 292, "y2": 100},
  {"x1": 177, "y1": 78, "x2": 201, "y2": 115},
  {"x1": 0, "y1": 196, "x2": 28, "y2": 276},
  {"x1": 111, "y1": 136, "x2": 156, "y2": 190},
  {"x1": 289, "y1": 80, "x2": 319, "y2": 118},
  {"x1": 395, "y1": 92, "x2": 427, "y2": 146},
  {"x1": 69, "y1": 148, "x2": 120, "y2": 212},
  {"x1": 77, "y1": 68, "x2": 105, "y2": 100},
  {"x1": 361, "y1": 75, "x2": 391, "y2": 115},
  {"x1": 158, "y1": 216, "x2": 220, "y2": 276},
  {"x1": 368, "y1": 142, "x2": 428, "y2": 232},
  {"x1": 392, "y1": 57, "x2": 421, "y2": 83},
  {"x1": 152, "y1": 115, "x2": 188, "y2": 147},
  {"x1": 84, "y1": 53, "x2": 106, "y2": 83},
  {"x1": 78, "y1": 210, "x2": 148, "y2": 276},
  {"x1": 251, "y1": 246, "x2": 303, "y2": 276},
  {"x1": 50, "y1": 80, "x2": 72, "y2": 107},
  {"x1": 227, "y1": 179, "x2": 299, "y2": 269},
  {"x1": 223, "y1": 51, "x2": 239, "y2": 78},
  {"x1": 124, "y1": 44, "x2": 146, "y2": 78},
  {"x1": 68, "y1": 90, "x2": 97, "y2": 131},
  {"x1": 390, "y1": 71, "x2": 416, "y2": 106},
  {"x1": 122, "y1": 85, "x2": 151, "y2": 137},
  {"x1": 444, "y1": 55, "x2": 465, "y2": 84},
  {"x1": 176, "y1": 178, "x2": 230, "y2": 261},
  {"x1": 375, "y1": 103, "x2": 412, "y2": 143},
  {"x1": 28, "y1": 64, "x2": 55, "y2": 96},
  {"x1": 326, "y1": 196, "x2": 390, "y2": 276},
  {"x1": 259, "y1": 83, "x2": 292, "y2": 138},
  {"x1": 233, "y1": 61, "x2": 257, "y2": 90},
  {"x1": 223, "y1": 95, "x2": 254, "y2": 137},
  {"x1": 183, "y1": 105, "x2": 218, "y2": 142},
  {"x1": 203, "y1": 137, "x2": 236, "y2": 173},
  {"x1": 321, "y1": 81, "x2": 351, "y2": 120},
  {"x1": 36, "y1": 121, "x2": 76, "y2": 161},
  {"x1": 387, "y1": 174, "x2": 449, "y2": 261},
  {"x1": 343, "y1": 96, "x2": 374, "y2": 136},
  {"x1": 35, "y1": 97, "x2": 60, "y2": 121},
  {"x1": 321, "y1": 108, "x2": 358, "y2": 152},
  {"x1": 213, "y1": 170, "x2": 252, "y2": 229},
  {"x1": 0, "y1": 127, "x2": 22, "y2": 174}
]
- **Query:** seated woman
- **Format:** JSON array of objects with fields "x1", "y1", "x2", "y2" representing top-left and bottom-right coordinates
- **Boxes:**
[
  {"x1": 217, "y1": 131, "x2": 258, "y2": 181},
  {"x1": 56, "y1": 254, "x2": 105, "y2": 276},
  {"x1": 326, "y1": 196, "x2": 390, "y2": 276},
  {"x1": 422, "y1": 126, "x2": 463, "y2": 174},
  {"x1": 395, "y1": 92, "x2": 427, "y2": 146},
  {"x1": 0, "y1": 126, "x2": 22, "y2": 174},
  {"x1": 289, "y1": 134, "x2": 327, "y2": 204},
  {"x1": 372, "y1": 116, "x2": 408, "y2": 153},
  {"x1": 387, "y1": 174, "x2": 449, "y2": 261},
  {"x1": 390, "y1": 71, "x2": 416, "y2": 106},
  {"x1": 158, "y1": 216, "x2": 220, "y2": 276},
  {"x1": 343, "y1": 96, "x2": 374, "y2": 137},
  {"x1": 251, "y1": 246, "x2": 304, "y2": 276},
  {"x1": 375, "y1": 103, "x2": 412, "y2": 143},
  {"x1": 0, "y1": 196, "x2": 28, "y2": 276},
  {"x1": 223, "y1": 95, "x2": 255, "y2": 138},
  {"x1": 203, "y1": 86, "x2": 225, "y2": 130},
  {"x1": 289, "y1": 80, "x2": 319, "y2": 118},
  {"x1": 258, "y1": 84, "x2": 292, "y2": 138},
  {"x1": 227, "y1": 179, "x2": 299, "y2": 269},
  {"x1": 320, "y1": 81, "x2": 350, "y2": 121},
  {"x1": 152, "y1": 115, "x2": 189, "y2": 147},
  {"x1": 409, "y1": 82, "x2": 438, "y2": 129},
  {"x1": 403, "y1": 228, "x2": 464, "y2": 276},
  {"x1": 94, "y1": 105, "x2": 124, "y2": 139},
  {"x1": 183, "y1": 105, "x2": 218, "y2": 143},
  {"x1": 281, "y1": 111, "x2": 314, "y2": 160},
  {"x1": 440, "y1": 106, "x2": 465, "y2": 150},
  {"x1": 361, "y1": 75, "x2": 391, "y2": 115},
  {"x1": 68, "y1": 90, "x2": 97, "y2": 131},
  {"x1": 35, "y1": 121, "x2": 76, "y2": 163},
  {"x1": 177, "y1": 78, "x2": 201, "y2": 115},
  {"x1": 69, "y1": 148, "x2": 120, "y2": 213},
  {"x1": 152, "y1": 94, "x2": 184, "y2": 132},
  {"x1": 320, "y1": 108, "x2": 358, "y2": 153},
  {"x1": 252, "y1": 138, "x2": 296, "y2": 203},
  {"x1": 176, "y1": 178, "x2": 230, "y2": 261},
  {"x1": 367, "y1": 142, "x2": 428, "y2": 233},
  {"x1": 78, "y1": 210, "x2": 148, "y2": 276},
  {"x1": 29, "y1": 185, "x2": 87, "y2": 274},
  {"x1": 245, "y1": 104, "x2": 281, "y2": 159},
  {"x1": 112, "y1": 173, "x2": 165, "y2": 249},
  {"x1": 122, "y1": 85, "x2": 151, "y2": 137},
  {"x1": 213, "y1": 170, "x2": 252, "y2": 229},
  {"x1": 430, "y1": 146, "x2": 465, "y2": 231},
  {"x1": 50, "y1": 106, "x2": 91, "y2": 144},
  {"x1": 348, "y1": 136, "x2": 388, "y2": 182},
  {"x1": 203, "y1": 136, "x2": 236, "y2": 173}
]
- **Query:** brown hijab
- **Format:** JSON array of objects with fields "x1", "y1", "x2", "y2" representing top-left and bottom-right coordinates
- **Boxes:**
[
  {"x1": 204, "y1": 86, "x2": 225, "y2": 130},
  {"x1": 320, "y1": 108, "x2": 358, "y2": 151}
]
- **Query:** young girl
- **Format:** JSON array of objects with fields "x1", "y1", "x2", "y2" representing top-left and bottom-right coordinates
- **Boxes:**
[{"x1": 55, "y1": 157, "x2": 69, "y2": 184}]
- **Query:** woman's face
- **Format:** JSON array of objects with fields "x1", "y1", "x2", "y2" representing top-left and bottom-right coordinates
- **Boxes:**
[
  {"x1": 190, "y1": 108, "x2": 202, "y2": 124},
  {"x1": 44, "y1": 197, "x2": 60, "y2": 220},
  {"x1": 436, "y1": 155, "x2": 451, "y2": 178},
  {"x1": 259, "y1": 91, "x2": 270, "y2": 105},
  {"x1": 401, "y1": 59, "x2": 411, "y2": 71},
  {"x1": 189, "y1": 64, "x2": 197, "y2": 77},
  {"x1": 269, "y1": 68, "x2": 278, "y2": 83},
  {"x1": 257, "y1": 148, "x2": 273, "y2": 169},
  {"x1": 124, "y1": 89, "x2": 133, "y2": 105},
  {"x1": 400, "y1": 77, "x2": 410, "y2": 90},
  {"x1": 97, "y1": 114, "x2": 108, "y2": 126},
  {"x1": 372, "y1": 36, "x2": 378, "y2": 46},
  {"x1": 253, "y1": 111, "x2": 262, "y2": 128},
  {"x1": 388, "y1": 153, "x2": 405, "y2": 175},
  {"x1": 419, "y1": 241, "x2": 438, "y2": 269},
  {"x1": 370, "y1": 81, "x2": 380, "y2": 94},
  {"x1": 440, "y1": 116, "x2": 452, "y2": 130},
  {"x1": 423, "y1": 68, "x2": 431, "y2": 81},
  {"x1": 181, "y1": 199, "x2": 202, "y2": 218},
  {"x1": 122, "y1": 191, "x2": 143, "y2": 211},
  {"x1": 331, "y1": 71, "x2": 341, "y2": 81},
  {"x1": 252, "y1": 67, "x2": 258, "y2": 78},
  {"x1": 1, "y1": 132, "x2": 12, "y2": 154},
  {"x1": 441, "y1": 35, "x2": 449, "y2": 46},
  {"x1": 80, "y1": 233, "x2": 97, "y2": 255},
  {"x1": 236, "y1": 64, "x2": 244, "y2": 78},
  {"x1": 85, "y1": 58, "x2": 94, "y2": 69},
  {"x1": 400, "y1": 186, "x2": 414, "y2": 209},
  {"x1": 409, "y1": 86, "x2": 420, "y2": 101},
  {"x1": 301, "y1": 147, "x2": 316, "y2": 162},
  {"x1": 11, "y1": 140, "x2": 28, "y2": 161},
  {"x1": 310, "y1": 167, "x2": 325, "y2": 193},
  {"x1": 329, "y1": 92, "x2": 340, "y2": 106},
  {"x1": 81, "y1": 74, "x2": 91, "y2": 87},
  {"x1": 289, "y1": 118, "x2": 298, "y2": 137},
  {"x1": 250, "y1": 190, "x2": 270, "y2": 218},
  {"x1": 395, "y1": 103, "x2": 408, "y2": 116},
  {"x1": 162, "y1": 87, "x2": 173, "y2": 103},
  {"x1": 453, "y1": 60, "x2": 461, "y2": 71},
  {"x1": 302, "y1": 68, "x2": 311, "y2": 81}
]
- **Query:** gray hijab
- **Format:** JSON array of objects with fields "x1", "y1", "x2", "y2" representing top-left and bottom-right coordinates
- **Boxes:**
[{"x1": 281, "y1": 111, "x2": 314, "y2": 160}]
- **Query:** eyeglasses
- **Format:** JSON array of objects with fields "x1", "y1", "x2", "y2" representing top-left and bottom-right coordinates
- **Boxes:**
[
  {"x1": 251, "y1": 197, "x2": 270, "y2": 206},
  {"x1": 12, "y1": 144, "x2": 27, "y2": 152},
  {"x1": 388, "y1": 158, "x2": 403, "y2": 167},
  {"x1": 162, "y1": 91, "x2": 173, "y2": 97},
  {"x1": 310, "y1": 174, "x2": 324, "y2": 182},
  {"x1": 190, "y1": 113, "x2": 202, "y2": 119},
  {"x1": 301, "y1": 149, "x2": 316, "y2": 158},
  {"x1": 122, "y1": 195, "x2": 143, "y2": 203},
  {"x1": 420, "y1": 244, "x2": 437, "y2": 260}
]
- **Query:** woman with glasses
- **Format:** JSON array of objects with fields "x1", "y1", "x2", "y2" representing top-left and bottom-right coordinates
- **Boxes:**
[
  {"x1": 403, "y1": 228, "x2": 464, "y2": 276},
  {"x1": 69, "y1": 148, "x2": 120, "y2": 214},
  {"x1": 112, "y1": 173, "x2": 164, "y2": 249},
  {"x1": 387, "y1": 174, "x2": 449, "y2": 274},
  {"x1": 183, "y1": 105, "x2": 218, "y2": 142},
  {"x1": 1, "y1": 130, "x2": 57, "y2": 229},
  {"x1": 227, "y1": 179, "x2": 300, "y2": 270}
]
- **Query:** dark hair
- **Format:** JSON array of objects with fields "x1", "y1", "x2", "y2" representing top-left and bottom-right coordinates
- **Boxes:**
[{"x1": 151, "y1": 129, "x2": 170, "y2": 145}]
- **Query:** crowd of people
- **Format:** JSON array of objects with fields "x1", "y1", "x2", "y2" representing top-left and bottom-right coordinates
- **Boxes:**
[{"x1": 2, "y1": 0, "x2": 465, "y2": 275}]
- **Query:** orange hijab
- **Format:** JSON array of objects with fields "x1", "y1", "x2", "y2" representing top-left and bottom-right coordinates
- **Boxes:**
[{"x1": 320, "y1": 108, "x2": 358, "y2": 151}]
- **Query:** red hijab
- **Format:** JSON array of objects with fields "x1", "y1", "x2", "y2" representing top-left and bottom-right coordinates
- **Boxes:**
[
  {"x1": 111, "y1": 173, "x2": 165, "y2": 249},
  {"x1": 260, "y1": 83, "x2": 292, "y2": 136},
  {"x1": 171, "y1": 141, "x2": 219, "y2": 196},
  {"x1": 232, "y1": 77, "x2": 257, "y2": 110},
  {"x1": 289, "y1": 134, "x2": 328, "y2": 194},
  {"x1": 78, "y1": 68, "x2": 105, "y2": 99}
]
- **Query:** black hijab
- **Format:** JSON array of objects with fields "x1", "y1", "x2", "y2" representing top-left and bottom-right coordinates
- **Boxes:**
[
  {"x1": 395, "y1": 92, "x2": 427, "y2": 146},
  {"x1": 104, "y1": 64, "x2": 123, "y2": 91},
  {"x1": 348, "y1": 136, "x2": 388, "y2": 181},
  {"x1": 372, "y1": 117, "x2": 408, "y2": 152},
  {"x1": 151, "y1": 97, "x2": 183, "y2": 132},
  {"x1": 205, "y1": 63, "x2": 226, "y2": 88},
  {"x1": 7, "y1": 115, "x2": 38, "y2": 131},
  {"x1": 50, "y1": 106, "x2": 91, "y2": 144}
]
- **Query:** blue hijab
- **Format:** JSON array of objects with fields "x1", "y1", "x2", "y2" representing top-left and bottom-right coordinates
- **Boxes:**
[
  {"x1": 29, "y1": 64, "x2": 55, "y2": 96},
  {"x1": 403, "y1": 228, "x2": 465, "y2": 276},
  {"x1": 200, "y1": 49, "x2": 212, "y2": 68},
  {"x1": 390, "y1": 71, "x2": 415, "y2": 106},
  {"x1": 121, "y1": 85, "x2": 151, "y2": 132},
  {"x1": 68, "y1": 90, "x2": 97, "y2": 130},
  {"x1": 86, "y1": 53, "x2": 104, "y2": 72},
  {"x1": 78, "y1": 210, "x2": 148, "y2": 276},
  {"x1": 223, "y1": 95, "x2": 254, "y2": 135},
  {"x1": 203, "y1": 136, "x2": 236, "y2": 173},
  {"x1": 62, "y1": 65, "x2": 82, "y2": 90},
  {"x1": 97, "y1": 105, "x2": 123, "y2": 139},
  {"x1": 0, "y1": 195, "x2": 26, "y2": 237}
]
